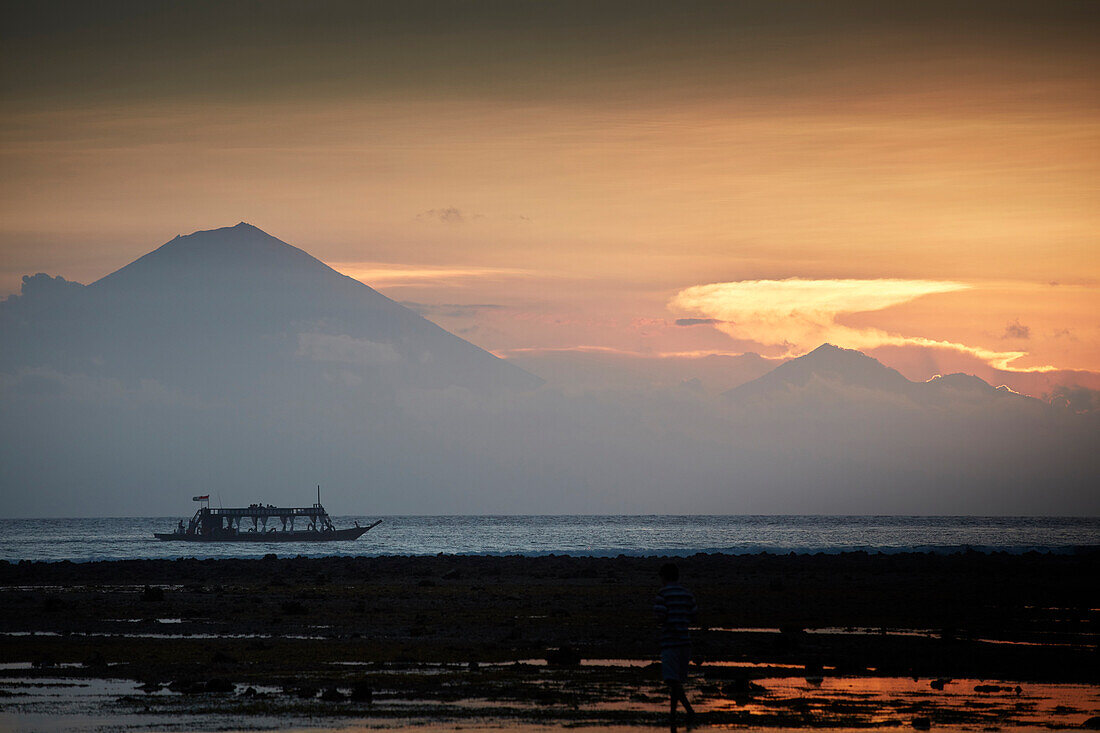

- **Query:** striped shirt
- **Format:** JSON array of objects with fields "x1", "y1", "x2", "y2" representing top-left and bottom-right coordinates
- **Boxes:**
[{"x1": 653, "y1": 583, "x2": 697, "y2": 648}]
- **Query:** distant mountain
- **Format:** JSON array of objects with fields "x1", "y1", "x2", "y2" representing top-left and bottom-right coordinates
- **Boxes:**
[
  {"x1": 725, "y1": 344, "x2": 911, "y2": 397},
  {"x1": 917, "y1": 372, "x2": 1032, "y2": 408},
  {"x1": 0, "y1": 223, "x2": 541, "y2": 393},
  {"x1": 2, "y1": 232, "x2": 1095, "y2": 518},
  {"x1": 725, "y1": 343, "x2": 1035, "y2": 408}
]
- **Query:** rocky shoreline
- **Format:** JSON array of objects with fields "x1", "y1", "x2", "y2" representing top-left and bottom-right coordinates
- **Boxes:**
[{"x1": 1, "y1": 551, "x2": 1097, "y2": 729}]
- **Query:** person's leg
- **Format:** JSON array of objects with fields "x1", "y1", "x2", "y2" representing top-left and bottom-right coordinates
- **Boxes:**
[
  {"x1": 675, "y1": 681, "x2": 694, "y2": 717},
  {"x1": 666, "y1": 681, "x2": 680, "y2": 732},
  {"x1": 667, "y1": 680, "x2": 681, "y2": 717},
  {"x1": 663, "y1": 647, "x2": 694, "y2": 725},
  {"x1": 674, "y1": 647, "x2": 694, "y2": 718}
]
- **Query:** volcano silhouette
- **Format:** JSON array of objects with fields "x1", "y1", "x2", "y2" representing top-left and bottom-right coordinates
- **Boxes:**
[{"x1": 0, "y1": 223, "x2": 541, "y2": 393}]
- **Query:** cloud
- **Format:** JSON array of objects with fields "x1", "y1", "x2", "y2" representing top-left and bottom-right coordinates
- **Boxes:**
[
  {"x1": 497, "y1": 345, "x2": 773, "y2": 360},
  {"x1": 296, "y1": 333, "x2": 401, "y2": 366},
  {"x1": 1048, "y1": 385, "x2": 1100, "y2": 414},
  {"x1": 401, "y1": 302, "x2": 507, "y2": 318},
  {"x1": 670, "y1": 278, "x2": 1054, "y2": 372},
  {"x1": 3, "y1": 273, "x2": 86, "y2": 307},
  {"x1": 1, "y1": 368, "x2": 186, "y2": 405},
  {"x1": 416, "y1": 207, "x2": 468, "y2": 224},
  {"x1": 675, "y1": 318, "x2": 722, "y2": 327},
  {"x1": 331, "y1": 262, "x2": 530, "y2": 287},
  {"x1": 1002, "y1": 320, "x2": 1030, "y2": 339}
]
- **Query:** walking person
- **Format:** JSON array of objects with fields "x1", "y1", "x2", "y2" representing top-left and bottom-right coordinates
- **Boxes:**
[{"x1": 654, "y1": 562, "x2": 696, "y2": 728}]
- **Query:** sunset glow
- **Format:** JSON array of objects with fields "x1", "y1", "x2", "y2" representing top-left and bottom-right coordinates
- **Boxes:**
[
  {"x1": 669, "y1": 278, "x2": 1055, "y2": 371},
  {"x1": 1, "y1": 1, "x2": 1097, "y2": 395}
]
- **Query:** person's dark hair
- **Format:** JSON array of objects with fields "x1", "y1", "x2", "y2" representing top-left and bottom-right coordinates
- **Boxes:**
[{"x1": 659, "y1": 562, "x2": 679, "y2": 582}]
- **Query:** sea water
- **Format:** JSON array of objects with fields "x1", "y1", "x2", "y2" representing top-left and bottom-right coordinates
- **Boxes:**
[{"x1": 0, "y1": 515, "x2": 1096, "y2": 563}]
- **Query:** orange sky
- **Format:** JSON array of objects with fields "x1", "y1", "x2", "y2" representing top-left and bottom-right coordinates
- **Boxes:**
[{"x1": 1, "y1": 1, "x2": 1097, "y2": 394}]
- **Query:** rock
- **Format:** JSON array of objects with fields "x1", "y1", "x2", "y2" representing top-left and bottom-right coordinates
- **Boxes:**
[
  {"x1": 294, "y1": 685, "x2": 319, "y2": 699},
  {"x1": 1082, "y1": 716, "x2": 1100, "y2": 730},
  {"x1": 349, "y1": 679, "x2": 373, "y2": 703},
  {"x1": 722, "y1": 678, "x2": 766, "y2": 699},
  {"x1": 974, "y1": 684, "x2": 1010, "y2": 693},
  {"x1": 241, "y1": 686, "x2": 258, "y2": 698},
  {"x1": 141, "y1": 585, "x2": 164, "y2": 602},
  {"x1": 911, "y1": 717, "x2": 931, "y2": 730},
  {"x1": 545, "y1": 645, "x2": 582, "y2": 666},
  {"x1": 168, "y1": 679, "x2": 205, "y2": 694},
  {"x1": 82, "y1": 651, "x2": 107, "y2": 669},
  {"x1": 204, "y1": 678, "x2": 235, "y2": 693},
  {"x1": 138, "y1": 681, "x2": 162, "y2": 693},
  {"x1": 930, "y1": 678, "x2": 950, "y2": 690},
  {"x1": 320, "y1": 686, "x2": 345, "y2": 702}
]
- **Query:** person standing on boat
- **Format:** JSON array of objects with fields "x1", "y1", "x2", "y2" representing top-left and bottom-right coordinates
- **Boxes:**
[{"x1": 654, "y1": 562, "x2": 696, "y2": 727}]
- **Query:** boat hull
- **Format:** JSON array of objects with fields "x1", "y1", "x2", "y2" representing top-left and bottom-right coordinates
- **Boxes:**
[{"x1": 154, "y1": 527, "x2": 370, "y2": 542}]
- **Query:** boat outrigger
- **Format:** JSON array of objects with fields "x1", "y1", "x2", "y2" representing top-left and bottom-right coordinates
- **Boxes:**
[{"x1": 154, "y1": 488, "x2": 381, "y2": 543}]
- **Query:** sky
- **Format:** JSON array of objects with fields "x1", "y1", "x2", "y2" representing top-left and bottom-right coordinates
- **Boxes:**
[{"x1": 2, "y1": 0, "x2": 1099, "y2": 396}]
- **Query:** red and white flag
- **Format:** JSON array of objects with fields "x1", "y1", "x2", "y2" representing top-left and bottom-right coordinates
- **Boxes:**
[{"x1": 192, "y1": 495, "x2": 209, "y2": 501}]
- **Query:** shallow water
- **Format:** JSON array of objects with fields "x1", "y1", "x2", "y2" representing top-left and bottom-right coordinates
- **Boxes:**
[
  {"x1": 0, "y1": 673, "x2": 1096, "y2": 732},
  {"x1": 2, "y1": 515, "x2": 1097, "y2": 562}
]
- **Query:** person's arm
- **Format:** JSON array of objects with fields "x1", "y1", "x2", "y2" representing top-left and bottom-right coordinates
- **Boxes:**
[{"x1": 653, "y1": 589, "x2": 668, "y2": 624}]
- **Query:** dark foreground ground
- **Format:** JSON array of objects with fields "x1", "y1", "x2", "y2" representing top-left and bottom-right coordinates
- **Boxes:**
[{"x1": 1, "y1": 552, "x2": 1098, "y2": 730}]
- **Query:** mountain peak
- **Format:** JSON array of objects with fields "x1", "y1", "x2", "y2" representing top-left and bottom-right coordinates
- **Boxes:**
[
  {"x1": 91, "y1": 223, "x2": 338, "y2": 292},
  {"x1": 925, "y1": 373, "x2": 994, "y2": 391},
  {"x1": 724, "y1": 342, "x2": 913, "y2": 399}
]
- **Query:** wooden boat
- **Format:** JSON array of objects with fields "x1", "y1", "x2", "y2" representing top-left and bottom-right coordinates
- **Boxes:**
[{"x1": 154, "y1": 489, "x2": 380, "y2": 542}]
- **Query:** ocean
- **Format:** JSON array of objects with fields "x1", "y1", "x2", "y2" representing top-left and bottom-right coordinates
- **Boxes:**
[{"x1": 0, "y1": 515, "x2": 1097, "y2": 563}]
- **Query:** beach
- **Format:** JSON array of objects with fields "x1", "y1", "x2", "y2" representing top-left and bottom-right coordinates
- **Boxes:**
[{"x1": 1, "y1": 552, "x2": 1097, "y2": 730}]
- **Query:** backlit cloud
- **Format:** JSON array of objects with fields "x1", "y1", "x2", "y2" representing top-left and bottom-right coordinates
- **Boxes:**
[
  {"x1": 670, "y1": 278, "x2": 1055, "y2": 372},
  {"x1": 331, "y1": 263, "x2": 529, "y2": 288}
]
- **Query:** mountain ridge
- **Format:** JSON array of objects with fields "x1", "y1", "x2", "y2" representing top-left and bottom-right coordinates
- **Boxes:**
[{"x1": 727, "y1": 342, "x2": 1035, "y2": 407}]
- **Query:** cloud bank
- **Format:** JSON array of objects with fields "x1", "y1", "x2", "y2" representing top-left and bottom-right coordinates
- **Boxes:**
[
  {"x1": 331, "y1": 263, "x2": 530, "y2": 287},
  {"x1": 670, "y1": 278, "x2": 1053, "y2": 371}
]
